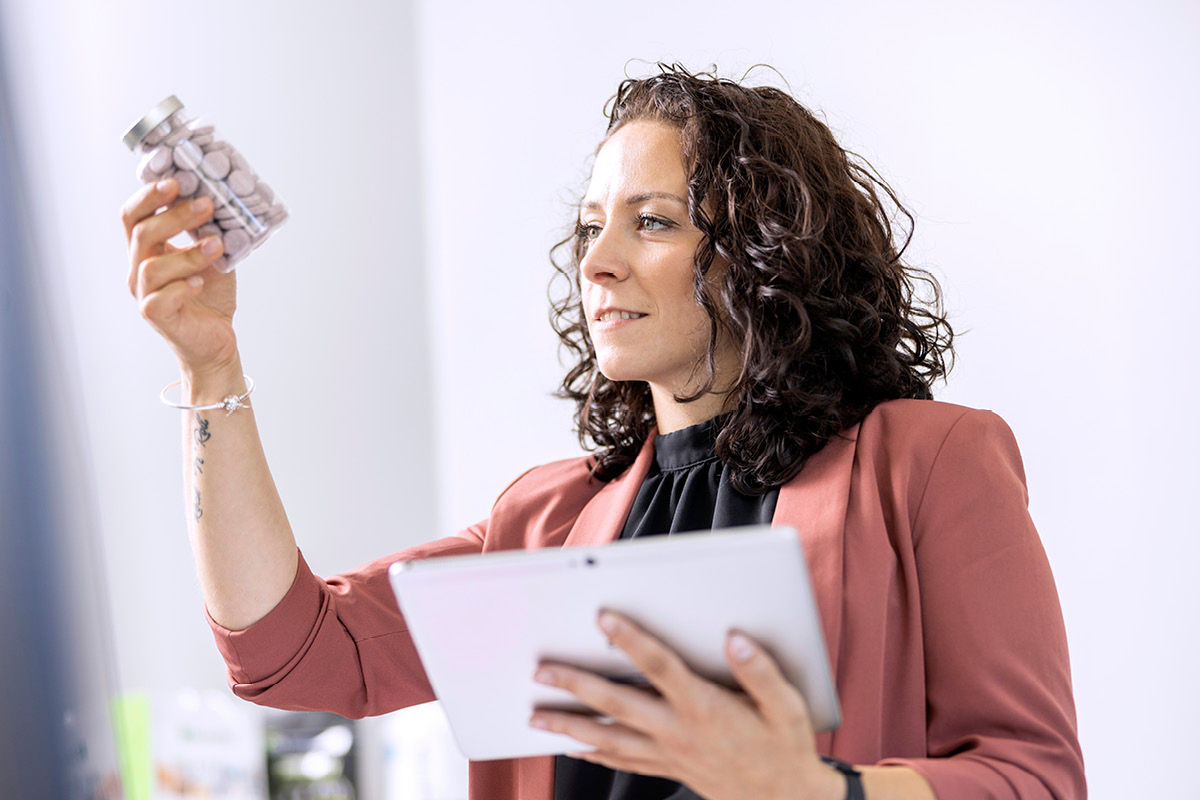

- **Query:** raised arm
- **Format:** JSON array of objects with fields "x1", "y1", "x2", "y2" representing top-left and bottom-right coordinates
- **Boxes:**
[{"x1": 122, "y1": 178, "x2": 297, "y2": 630}]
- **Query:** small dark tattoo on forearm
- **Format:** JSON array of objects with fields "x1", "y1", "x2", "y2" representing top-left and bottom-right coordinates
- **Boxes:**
[
  {"x1": 194, "y1": 413, "x2": 211, "y2": 447},
  {"x1": 193, "y1": 488, "x2": 203, "y2": 521}
]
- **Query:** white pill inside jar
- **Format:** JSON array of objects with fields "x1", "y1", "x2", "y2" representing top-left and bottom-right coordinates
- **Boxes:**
[
  {"x1": 200, "y1": 151, "x2": 231, "y2": 180},
  {"x1": 175, "y1": 169, "x2": 201, "y2": 197},
  {"x1": 226, "y1": 169, "x2": 256, "y2": 197},
  {"x1": 197, "y1": 222, "x2": 222, "y2": 240},
  {"x1": 255, "y1": 181, "x2": 275, "y2": 205},
  {"x1": 172, "y1": 141, "x2": 203, "y2": 171},
  {"x1": 149, "y1": 146, "x2": 173, "y2": 174},
  {"x1": 222, "y1": 228, "x2": 252, "y2": 260}
]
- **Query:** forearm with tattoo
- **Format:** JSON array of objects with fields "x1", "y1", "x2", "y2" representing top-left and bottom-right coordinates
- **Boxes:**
[
  {"x1": 192, "y1": 412, "x2": 209, "y2": 521},
  {"x1": 175, "y1": 382, "x2": 299, "y2": 631}
]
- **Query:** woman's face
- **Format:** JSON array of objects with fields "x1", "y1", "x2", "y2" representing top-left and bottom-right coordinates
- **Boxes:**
[{"x1": 579, "y1": 120, "x2": 737, "y2": 402}]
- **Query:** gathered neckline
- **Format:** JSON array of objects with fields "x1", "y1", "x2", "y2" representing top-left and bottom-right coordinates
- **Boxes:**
[{"x1": 653, "y1": 418, "x2": 720, "y2": 472}]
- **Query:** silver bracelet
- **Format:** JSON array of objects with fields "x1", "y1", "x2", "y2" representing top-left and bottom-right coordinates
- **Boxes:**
[{"x1": 160, "y1": 375, "x2": 254, "y2": 416}]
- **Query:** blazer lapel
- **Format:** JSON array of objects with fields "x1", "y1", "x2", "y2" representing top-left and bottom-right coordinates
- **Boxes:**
[
  {"x1": 773, "y1": 423, "x2": 860, "y2": 743},
  {"x1": 563, "y1": 433, "x2": 656, "y2": 547}
]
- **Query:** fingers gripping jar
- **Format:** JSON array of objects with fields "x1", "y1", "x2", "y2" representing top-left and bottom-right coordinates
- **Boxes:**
[{"x1": 122, "y1": 96, "x2": 288, "y2": 272}]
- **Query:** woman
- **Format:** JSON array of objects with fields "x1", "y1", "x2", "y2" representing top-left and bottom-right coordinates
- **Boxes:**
[{"x1": 122, "y1": 65, "x2": 1085, "y2": 799}]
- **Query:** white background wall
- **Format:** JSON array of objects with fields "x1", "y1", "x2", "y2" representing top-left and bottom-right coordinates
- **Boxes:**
[{"x1": 2, "y1": 1, "x2": 1196, "y2": 797}]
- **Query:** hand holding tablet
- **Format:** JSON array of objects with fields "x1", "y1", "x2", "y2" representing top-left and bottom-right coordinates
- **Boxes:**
[{"x1": 388, "y1": 525, "x2": 840, "y2": 761}]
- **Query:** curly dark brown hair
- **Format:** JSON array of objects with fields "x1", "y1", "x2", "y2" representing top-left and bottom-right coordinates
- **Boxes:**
[{"x1": 549, "y1": 64, "x2": 954, "y2": 493}]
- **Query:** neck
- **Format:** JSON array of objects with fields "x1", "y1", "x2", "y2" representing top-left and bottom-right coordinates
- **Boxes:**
[{"x1": 649, "y1": 384, "x2": 730, "y2": 434}]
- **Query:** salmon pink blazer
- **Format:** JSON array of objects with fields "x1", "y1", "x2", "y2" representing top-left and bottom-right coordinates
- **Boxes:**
[{"x1": 210, "y1": 400, "x2": 1086, "y2": 798}]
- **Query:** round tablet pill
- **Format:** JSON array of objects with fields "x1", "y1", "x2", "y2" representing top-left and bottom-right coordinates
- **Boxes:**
[
  {"x1": 137, "y1": 156, "x2": 162, "y2": 183},
  {"x1": 226, "y1": 169, "x2": 256, "y2": 197},
  {"x1": 173, "y1": 142, "x2": 203, "y2": 171},
  {"x1": 149, "y1": 146, "x2": 174, "y2": 174},
  {"x1": 222, "y1": 229, "x2": 251, "y2": 260},
  {"x1": 230, "y1": 151, "x2": 250, "y2": 173},
  {"x1": 254, "y1": 181, "x2": 274, "y2": 205},
  {"x1": 175, "y1": 169, "x2": 200, "y2": 197},
  {"x1": 200, "y1": 151, "x2": 231, "y2": 180}
]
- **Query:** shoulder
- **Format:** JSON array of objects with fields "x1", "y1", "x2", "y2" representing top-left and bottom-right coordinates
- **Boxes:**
[
  {"x1": 850, "y1": 399, "x2": 1028, "y2": 506},
  {"x1": 857, "y1": 398, "x2": 1020, "y2": 459},
  {"x1": 494, "y1": 454, "x2": 600, "y2": 506},
  {"x1": 482, "y1": 454, "x2": 607, "y2": 548}
]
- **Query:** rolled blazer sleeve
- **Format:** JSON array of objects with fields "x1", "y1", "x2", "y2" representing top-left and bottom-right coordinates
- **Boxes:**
[
  {"x1": 881, "y1": 410, "x2": 1085, "y2": 798},
  {"x1": 207, "y1": 531, "x2": 487, "y2": 718}
]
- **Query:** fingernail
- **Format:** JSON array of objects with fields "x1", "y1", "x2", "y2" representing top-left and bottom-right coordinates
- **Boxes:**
[
  {"x1": 187, "y1": 275, "x2": 203, "y2": 289},
  {"x1": 729, "y1": 633, "x2": 756, "y2": 662},
  {"x1": 534, "y1": 668, "x2": 556, "y2": 686},
  {"x1": 200, "y1": 237, "x2": 220, "y2": 255},
  {"x1": 529, "y1": 716, "x2": 549, "y2": 730},
  {"x1": 156, "y1": 179, "x2": 175, "y2": 193},
  {"x1": 191, "y1": 197, "x2": 211, "y2": 213},
  {"x1": 598, "y1": 611, "x2": 619, "y2": 635}
]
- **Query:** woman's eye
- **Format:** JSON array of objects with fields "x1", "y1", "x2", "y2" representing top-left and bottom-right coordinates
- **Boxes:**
[
  {"x1": 577, "y1": 222, "x2": 601, "y2": 242},
  {"x1": 639, "y1": 215, "x2": 671, "y2": 232}
]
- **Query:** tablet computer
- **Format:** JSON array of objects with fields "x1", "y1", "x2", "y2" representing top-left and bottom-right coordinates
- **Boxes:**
[{"x1": 387, "y1": 525, "x2": 840, "y2": 761}]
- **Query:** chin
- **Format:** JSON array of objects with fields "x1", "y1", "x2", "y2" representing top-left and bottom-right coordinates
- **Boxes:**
[
  {"x1": 595, "y1": 364, "x2": 638, "y2": 384},
  {"x1": 594, "y1": 355, "x2": 649, "y2": 385}
]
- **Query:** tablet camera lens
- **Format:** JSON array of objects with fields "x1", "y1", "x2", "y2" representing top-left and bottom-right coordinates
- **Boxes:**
[{"x1": 585, "y1": 556, "x2": 596, "y2": 567}]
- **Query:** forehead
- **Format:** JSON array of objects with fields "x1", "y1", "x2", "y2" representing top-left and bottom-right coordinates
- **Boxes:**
[{"x1": 583, "y1": 120, "x2": 688, "y2": 207}]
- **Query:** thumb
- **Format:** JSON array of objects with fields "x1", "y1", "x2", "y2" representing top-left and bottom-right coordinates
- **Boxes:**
[{"x1": 726, "y1": 631, "x2": 814, "y2": 733}]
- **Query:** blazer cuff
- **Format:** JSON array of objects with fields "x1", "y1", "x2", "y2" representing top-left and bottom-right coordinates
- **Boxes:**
[{"x1": 206, "y1": 549, "x2": 324, "y2": 686}]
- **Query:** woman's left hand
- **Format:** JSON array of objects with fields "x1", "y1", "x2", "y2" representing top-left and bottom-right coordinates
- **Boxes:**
[{"x1": 529, "y1": 611, "x2": 844, "y2": 800}]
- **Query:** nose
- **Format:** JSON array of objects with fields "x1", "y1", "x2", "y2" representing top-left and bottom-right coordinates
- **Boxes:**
[{"x1": 579, "y1": 224, "x2": 629, "y2": 285}]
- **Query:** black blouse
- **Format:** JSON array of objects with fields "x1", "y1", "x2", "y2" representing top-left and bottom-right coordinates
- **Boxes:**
[{"x1": 553, "y1": 419, "x2": 780, "y2": 800}]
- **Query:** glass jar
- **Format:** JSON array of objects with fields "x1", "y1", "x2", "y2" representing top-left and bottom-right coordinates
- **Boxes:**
[{"x1": 122, "y1": 96, "x2": 288, "y2": 272}]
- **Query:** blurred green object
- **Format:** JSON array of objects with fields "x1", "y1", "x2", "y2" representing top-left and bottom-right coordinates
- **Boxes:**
[{"x1": 110, "y1": 693, "x2": 152, "y2": 800}]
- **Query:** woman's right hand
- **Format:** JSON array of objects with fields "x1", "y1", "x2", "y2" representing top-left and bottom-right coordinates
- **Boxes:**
[
  {"x1": 122, "y1": 178, "x2": 239, "y2": 384},
  {"x1": 124, "y1": 180, "x2": 299, "y2": 631}
]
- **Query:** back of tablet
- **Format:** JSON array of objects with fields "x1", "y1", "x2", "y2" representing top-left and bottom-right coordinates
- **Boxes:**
[{"x1": 388, "y1": 525, "x2": 840, "y2": 761}]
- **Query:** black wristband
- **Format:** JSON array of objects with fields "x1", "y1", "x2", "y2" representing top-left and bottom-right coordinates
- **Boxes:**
[{"x1": 819, "y1": 755, "x2": 865, "y2": 800}]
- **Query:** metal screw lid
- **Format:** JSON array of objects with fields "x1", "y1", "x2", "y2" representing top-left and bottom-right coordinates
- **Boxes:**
[{"x1": 121, "y1": 95, "x2": 184, "y2": 150}]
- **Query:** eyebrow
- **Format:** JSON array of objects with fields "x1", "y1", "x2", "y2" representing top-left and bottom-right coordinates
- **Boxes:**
[{"x1": 581, "y1": 191, "x2": 688, "y2": 212}]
